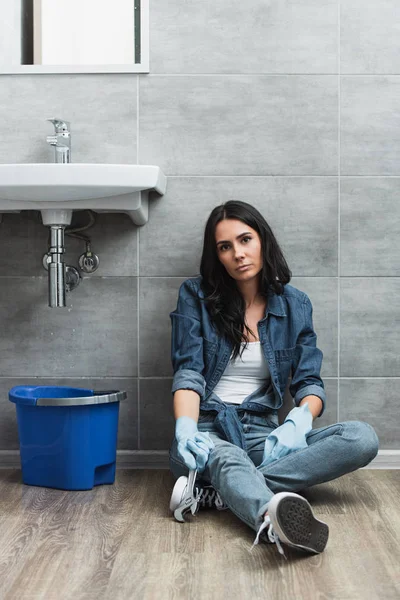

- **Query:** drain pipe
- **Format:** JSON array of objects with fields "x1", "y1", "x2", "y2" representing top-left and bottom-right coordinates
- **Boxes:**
[
  {"x1": 41, "y1": 209, "x2": 80, "y2": 308},
  {"x1": 48, "y1": 225, "x2": 67, "y2": 307}
]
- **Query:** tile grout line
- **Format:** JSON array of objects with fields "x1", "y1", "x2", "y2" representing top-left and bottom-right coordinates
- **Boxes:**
[
  {"x1": 137, "y1": 74, "x2": 140, "y2": 164},
  {"x1": 146, "y1": 73, "x2": 337, "y2": 77},
  {"x1": 15, "y1": 275, "x2": 400, "y2": 278},
  {"x1": 142, "y1": 73, "x2": 400, "y2": 77},
  {"x1": 2, "y1": 376, "x2": 400, "y2": 380},
  {"x1": 137, "y1": 74, "x2": 141, "y2": 451},
  {"x1": 338, "y1": 0, "x2": 341, "y2": 424},
  {"x1": 137, "y1": 248, "x2": 141, "y2": 450},
  {"x1": 164, "y1": 175, "x2": 400, "y2": 178}
]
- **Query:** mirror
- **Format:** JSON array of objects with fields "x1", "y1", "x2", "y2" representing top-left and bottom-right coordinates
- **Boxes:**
[{"x1": 0, "y1": 0, "x2": 149, "y2": 73}]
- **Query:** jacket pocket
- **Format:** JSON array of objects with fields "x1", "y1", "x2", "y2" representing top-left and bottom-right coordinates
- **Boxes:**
[
  {"x1": 274, "y1": 347, "x2": 296, "y2": 389},
  {"x1": 274, "y1": 347, "x2": 297, "y2": 362}
]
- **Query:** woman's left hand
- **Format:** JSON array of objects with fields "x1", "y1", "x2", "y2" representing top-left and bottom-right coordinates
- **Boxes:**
[{"x1": 260, "y1": 404, "x2": 313, "y2": 467}]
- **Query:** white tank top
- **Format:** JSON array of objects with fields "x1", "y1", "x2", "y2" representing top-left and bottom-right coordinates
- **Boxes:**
[{"x1": 213, "y1": 341, "x2": 271, "y2": 405}]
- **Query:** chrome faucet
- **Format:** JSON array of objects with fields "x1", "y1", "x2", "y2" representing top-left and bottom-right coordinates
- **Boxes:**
[{"x1": 46, "y1": 118, "x2": 71, "y2": 163}]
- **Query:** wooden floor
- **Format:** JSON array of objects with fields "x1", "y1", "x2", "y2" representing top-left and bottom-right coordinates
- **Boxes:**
[{"x1": 0, "y1": 469, "x2": 398, "y2": 600}]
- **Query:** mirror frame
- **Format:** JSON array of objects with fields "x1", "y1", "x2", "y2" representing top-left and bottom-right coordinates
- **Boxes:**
[{"x1": 1, "y1": 1, "x2": 149, "y2": 74}]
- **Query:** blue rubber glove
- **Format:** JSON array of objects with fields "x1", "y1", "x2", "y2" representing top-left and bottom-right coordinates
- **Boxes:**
[
  {"x1": 175, "y1": 416, "x2": 214, "y2": 473},
  {"x1": 261, "y1": 403, "x2": 313, "y2": 467}
]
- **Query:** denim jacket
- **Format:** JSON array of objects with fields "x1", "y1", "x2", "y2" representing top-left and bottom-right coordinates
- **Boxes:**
[{"x1": 170, "y1": 276, "x2": 326, "y2": 449}]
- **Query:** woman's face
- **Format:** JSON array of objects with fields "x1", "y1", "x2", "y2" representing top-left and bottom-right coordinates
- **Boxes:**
[{"x1": 215, "y1": 219, "x2": 263, "y2": 283}]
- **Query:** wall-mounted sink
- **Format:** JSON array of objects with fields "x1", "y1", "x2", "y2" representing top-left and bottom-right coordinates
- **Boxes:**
[{"x1": 0, "y1": 164, "x2": 166, "y2": 226}]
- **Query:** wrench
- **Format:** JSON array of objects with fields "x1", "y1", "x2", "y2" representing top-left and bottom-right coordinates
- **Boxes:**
[{"x1": 173, "y1": 469, "x2": 198, "y2": 523}]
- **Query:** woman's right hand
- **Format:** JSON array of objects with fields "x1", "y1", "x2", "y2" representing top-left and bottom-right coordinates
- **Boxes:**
[{"x1": 175, "y1": 416, "x2": 214, "y2": 472}]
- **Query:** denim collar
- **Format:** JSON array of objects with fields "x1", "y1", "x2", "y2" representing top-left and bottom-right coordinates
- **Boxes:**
[{"x1": 265, "y1": 287, "x2": 287, "y2": 318}]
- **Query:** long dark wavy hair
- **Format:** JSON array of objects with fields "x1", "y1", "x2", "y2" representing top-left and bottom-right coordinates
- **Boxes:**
[{"x1": 200, "y1": 200, "x2": 291, "y2": 359}]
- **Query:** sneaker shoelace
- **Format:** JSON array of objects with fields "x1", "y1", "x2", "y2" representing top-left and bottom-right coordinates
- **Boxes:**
[
  {"x1": 251, "y1": 515, "x2": 286, "y2": 559},
  {"x1": 194, "y1": 486, "x2": 227, "y2": 510}
]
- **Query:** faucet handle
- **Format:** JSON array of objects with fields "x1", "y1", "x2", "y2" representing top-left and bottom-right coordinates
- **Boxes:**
[
  {"x1": 46, "y1": 134, "x2": 58, "y2": 146},
  {"x1": 47, "y1": 118, "x2": 70, "y2": 133}
]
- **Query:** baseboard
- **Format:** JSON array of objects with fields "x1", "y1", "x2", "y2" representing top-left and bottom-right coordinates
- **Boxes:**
[
  {"x1": 0, "y1": 449, "x2": 398, "y2": 470},
  {"x1": 116, "y1": 450, "x2": 170, "y2": 469},
  {"x1": 362, "y1": 450, "x2": 400, "y2": 469},
  {"x1": 0, "y1": 450, "x2": 170, "y2": 469}
]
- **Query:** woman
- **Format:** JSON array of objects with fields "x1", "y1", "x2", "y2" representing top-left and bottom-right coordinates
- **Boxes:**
[{"x1": 169, "y1": 200, "x2": 378, "y2": 557}]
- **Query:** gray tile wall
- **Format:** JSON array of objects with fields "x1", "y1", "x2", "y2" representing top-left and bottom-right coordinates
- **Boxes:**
[{"x1": 0, "y1": 1, "x2": 399, "y2": 461}]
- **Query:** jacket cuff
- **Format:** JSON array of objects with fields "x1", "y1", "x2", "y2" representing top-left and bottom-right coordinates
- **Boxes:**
[
  {"x1": 294, "y1": 384, "x2": 326, "y2": 416},
  {"x1": 172, "y1": 369, "x2": 206, "y2": 397}
]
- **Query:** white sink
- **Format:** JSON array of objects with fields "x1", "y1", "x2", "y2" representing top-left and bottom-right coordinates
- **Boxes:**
[{"x1": 0, "y1": 164, "x2": 166, "y2": 225}]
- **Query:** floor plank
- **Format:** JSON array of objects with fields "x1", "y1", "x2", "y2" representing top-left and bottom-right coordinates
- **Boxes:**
[{"x1": 0, "y1": 469, "x2": 398, "y2": 600}]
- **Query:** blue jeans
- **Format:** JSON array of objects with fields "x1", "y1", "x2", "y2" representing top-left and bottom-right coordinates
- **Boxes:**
[{"x1": 169, "y1": 410, "x2": 379, "y2": 532}]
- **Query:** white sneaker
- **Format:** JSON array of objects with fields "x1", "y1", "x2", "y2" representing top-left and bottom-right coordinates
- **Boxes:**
[
  {"x1": 253, "y1": 492, "x2": 329, "y2": 556},
  {"x1": 170, "y1": 476, "x2": 228, "y2": 514}
]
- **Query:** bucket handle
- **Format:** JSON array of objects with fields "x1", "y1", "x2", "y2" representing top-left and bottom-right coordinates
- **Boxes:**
[{"x1": 36, "y1": 390, "x2": 127, "y2": 406}]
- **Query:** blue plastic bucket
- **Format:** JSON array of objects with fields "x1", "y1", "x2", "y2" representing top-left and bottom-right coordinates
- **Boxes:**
[{"x1": 9, "y1": 386, "x2": 127, "y2": 490}]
